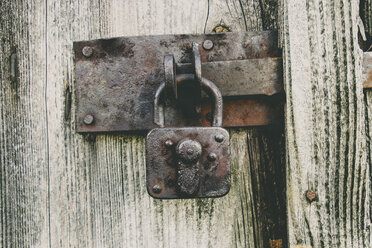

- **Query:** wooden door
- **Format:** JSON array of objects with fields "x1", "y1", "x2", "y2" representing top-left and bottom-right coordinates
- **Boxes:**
[
  {"x1": 0, "y1": 1, "x2": 286, "y2": 247},
  {"x1": 0, "y1": 0, "x2": 371, "y2": 247}
]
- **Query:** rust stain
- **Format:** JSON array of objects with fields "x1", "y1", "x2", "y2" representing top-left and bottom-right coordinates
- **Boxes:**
[
  {"x1": 364, "y1": 69, "x2": 372, "y2": 89},
  {"x1": 364, "y1": 54, "x2": 372, "y2": 89},
  {"x1": 213, "y1": 25, "x2": 231, "y2": 33},
  {"x1": 201, "y1": 98, "x2": 284, "y2": 127},
  {"x1": 269, "y1": 239, "x2": 283, "y2": 248}
]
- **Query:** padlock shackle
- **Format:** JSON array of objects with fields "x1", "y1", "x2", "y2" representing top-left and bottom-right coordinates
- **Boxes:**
[{"x1": 154, "y1": 74, "x2": 223, "y2": 128}]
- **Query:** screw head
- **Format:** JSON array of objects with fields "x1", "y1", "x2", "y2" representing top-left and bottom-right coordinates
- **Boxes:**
[
  {"x1": 207, "y1": 153, "x2": 217, "y2": 162},
  {"x1": 215, "y1": 134, "x2": 225, "y2": 142},
  {"x1": 82, "y1": 46, "x2": 93, "y2": 57},
  {"x1": 176, "y1": 139, "x2": 202, "y2": 164},
  {"x1": 203, "y1": 40, "x2": 214, "y2": 50},
  {"x1": 165, "y1": 140, "x2": 174, "y2": 148},
  {"x1": 153, "y1": 185, "x2": 162, "y2": 194},
  {"x1": 306, "y1": 190, "x2": 317, "y2": 202},
  {"x1": 83, "y1": 114, "x2": 94, "y2": 125}
]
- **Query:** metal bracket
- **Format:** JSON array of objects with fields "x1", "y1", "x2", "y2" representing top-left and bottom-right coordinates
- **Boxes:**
[{"x1": 74, "y1": 31, "x2": 284, "y2": 133}]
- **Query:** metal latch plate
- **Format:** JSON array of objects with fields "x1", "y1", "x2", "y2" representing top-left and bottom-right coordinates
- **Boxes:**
[
  {"x1": 146, "y1": 127, "x2": 230, "y2": 199},
  {"x1": 74, "y1": 31, "x2": 283, "y2": 133}
]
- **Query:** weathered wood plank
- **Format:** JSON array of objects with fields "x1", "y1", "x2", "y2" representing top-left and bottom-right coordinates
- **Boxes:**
[
  {"x1": 0, "y1": 0, "x2": 50, "y2": 247},
  {"x1": 282, "y1": 0, "x2": 371, "y2": 247},
  {"x1": 46, "y1": 1, "x2": 110, "y2": 246},
  {"x1": 1, "y1": 0, "x2": 286, "y2": 247}
]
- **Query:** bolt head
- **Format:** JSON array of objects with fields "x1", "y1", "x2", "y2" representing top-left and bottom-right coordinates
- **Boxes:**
[
  {"x1": 83, "y1": 114, "x2": 94, "y2": 125},
  {"x1": 153, "y1": 185, "x2": 162, "y2": 194},
  {"x1": 306, "y1": 190, "x2": 317, "y2": 202},
  {"x1": 203, "y1": 40, "x2": 214, "y2": 50},
  {"x1": 165, "y1": 140, "x2": 174, "y2": 148},
  {"x1": 176, "y1": 139, "x2": 202, "y2": 164},
  {"x1": 207, "y1": 153, "x2": 217, "y2": 162},
  {"x1": 215, "y1": 134, "x2": 225, "y2": 142},
  {"x1": 82, "y1": 46, "x2": 93, "y2": 57}
]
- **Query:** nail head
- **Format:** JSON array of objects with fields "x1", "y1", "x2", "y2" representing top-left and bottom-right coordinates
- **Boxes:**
[
  {"x1": 83, "y1": 115, "x2": 94, "y2": 125},
  {"x1": 153, "y1": 185, "x2": 162, "y2": 194},
  {"x1": 306, "y1": 190, "x2": 317, "y2": 202},
  {"x1": 82, "y1": 46, "x2": 93, "y2": 57},
  {"x1": 207, "y1": 153, "x2": 217, "y2": 162},
  {"x1": 165, "y1": 140, "x2": 174, "y2": 148},
  {"x1": 203, "y1": 40, "x2": 214, "y2": 50},
  {"x1": 215, "y1": 134, "x2": 224, "y2": 142}
]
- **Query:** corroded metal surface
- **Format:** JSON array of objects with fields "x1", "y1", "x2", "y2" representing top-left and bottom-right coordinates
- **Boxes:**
[
  {"x1": 74, "y1": 31, "x2": 283, "y2": 132},
  {"x1": 364, "y1": 52, "x2": 372, "y2": 89},
  {"x1": 146, "y1": 127, "x2": 230, "y2": 199},
  {"x1": 201, "y1": 96, "x2": 285, "y2": 127}
]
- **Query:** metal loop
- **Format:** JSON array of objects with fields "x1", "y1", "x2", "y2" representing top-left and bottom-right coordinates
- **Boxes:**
[
  {"x1": 154, "y1": 74, "x2": 223, "y2": 127},
  {"x1": 164, "y1": 55, "x2": 177, "y2": 100},
  {"x1": 192, "y1": 42, "x2": 202, "y2": 84},
  {"x1": 164, "y1": 44, "x2": 202, "y2": 100}
]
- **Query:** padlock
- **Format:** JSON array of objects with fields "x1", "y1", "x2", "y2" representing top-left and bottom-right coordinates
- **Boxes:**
[{"x1": 146, "y1": 74, "x2": 230, "y2": 199}]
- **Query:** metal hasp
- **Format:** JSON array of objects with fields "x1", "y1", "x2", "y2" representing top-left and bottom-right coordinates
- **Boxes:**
[{"x1": 74, "y1": 31, "x2": 284, "y2": 133}]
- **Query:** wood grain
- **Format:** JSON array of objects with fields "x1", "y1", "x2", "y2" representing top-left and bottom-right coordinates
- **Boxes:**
[
  {"x1": 361, "y1": 0, "x2": 372, "y2": 35},
  {"x1": 0, "y1": 0, "x2": 49, "y2": 247},
  {"x1": 1, "y1": 0, "x2": 286, "y2": 247},
  {"x1": 282, "y1": 0, "x2": 371, "y2": 247}
]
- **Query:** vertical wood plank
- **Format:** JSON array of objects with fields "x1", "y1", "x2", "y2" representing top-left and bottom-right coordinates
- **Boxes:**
[
  {"x1": 46, "y1": 1, "x2": 110, "y2": 246},
  {"x1": 282, "y1": 0, "x2": 371, "y2": 247},
  {"x1": 0, "y1": 0, "x2": 50, "y2": 247}
]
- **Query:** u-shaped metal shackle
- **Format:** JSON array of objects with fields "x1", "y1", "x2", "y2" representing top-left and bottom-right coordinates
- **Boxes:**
[{"x1": 154, "y1": 74, "x2": 223, "y2": 128}]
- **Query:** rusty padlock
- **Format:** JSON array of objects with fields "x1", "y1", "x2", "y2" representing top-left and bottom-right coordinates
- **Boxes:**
[{"x1": 146, "y1": 74, "x2": 230, "y2": 199}]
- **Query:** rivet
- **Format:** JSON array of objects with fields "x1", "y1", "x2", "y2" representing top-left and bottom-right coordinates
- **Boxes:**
[
  {"x1": 215, "y1": 134, "x2": 224, "y2": 142},
  {"x1": 176, "y1": 139, "x2": 202, "y2": 164},
  {"x1": 306, "y1": 190, "x2": 317, "y2": 202},
  {"x1": 153, "y1": 185, "x2": 162, "y2": 194},
  {"x1": 207, "y1": 153, "x2": 217, "y2": 162},
  {"x1": 203, "y1": 40, "x2": 214, "y2": 50},
  {"x1": 165, "y1": 140, "x2": 174, "y2": 148},
  {"x1": 83, "y1": 115, "x2": 94, "y2": 125},
  {"x1": 82, "y1": 46, "x2": 93, "y2": 57}
]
